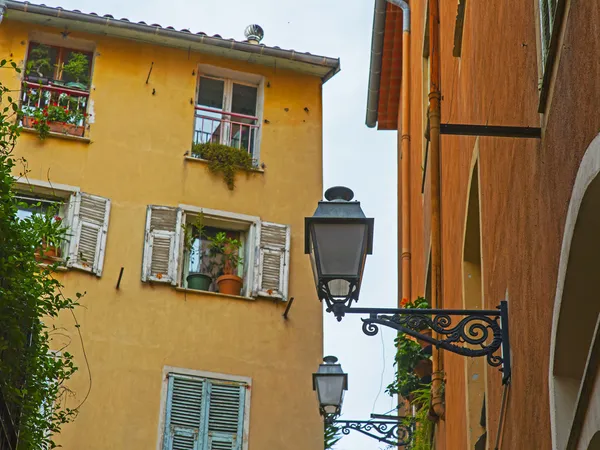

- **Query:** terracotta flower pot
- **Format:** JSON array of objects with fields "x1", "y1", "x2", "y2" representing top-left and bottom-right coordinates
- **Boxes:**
[
  {"x1": 216, "y1": 274, "x2": 243, "y2": 296},
  {"x1": 22, "y1": 116, "x2": 35, "y2": 128},
  {"x1": 413, "y1": 358, "x2": 433, "y2": 379},
  {"x1": 47, "y1": 121, "x2": 85, "y2": 137},
  {"x1": 35, "y1": 243, "x2": 61, "y2": 263},
  {"x1": 417, "y1": 328, "x2": 433, "y2": 348}
]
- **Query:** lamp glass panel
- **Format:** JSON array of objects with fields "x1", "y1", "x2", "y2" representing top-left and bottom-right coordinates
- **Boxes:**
[
  {"x1": 315, "y1": 374, "x2": 346, "y2": 410},
  {"x1": 328, "y1": 279, "x2": 351, "y2": 298},
  {"x1": 313, "y1": 223, "x2": 367, "y2": 276}
]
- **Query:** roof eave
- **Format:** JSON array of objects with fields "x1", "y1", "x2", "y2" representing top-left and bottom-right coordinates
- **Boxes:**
[
  {"x1": 2, "y1": 0, "x2": 341, "y2": 83},
  {"x1": 365, "y1": 0, "x2": 387, "y2": 127}
]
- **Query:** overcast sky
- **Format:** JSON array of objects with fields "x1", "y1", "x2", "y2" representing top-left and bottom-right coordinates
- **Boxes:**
[{"x1": 40, "y1": 1, "x2": 399, "y2": 448}]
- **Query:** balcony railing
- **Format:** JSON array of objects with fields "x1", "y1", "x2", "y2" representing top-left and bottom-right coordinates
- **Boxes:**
[
  {"x1": 20, "y1": 81, "x2": 90, "y2": 138},
  {"x1": 193, "y1": 106, "x2": 259, "y2": 156}
]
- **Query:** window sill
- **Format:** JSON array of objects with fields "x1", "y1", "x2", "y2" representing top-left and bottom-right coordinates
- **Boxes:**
[
  {"x1": 175, "y1": 286, "x2": 256, "y2": 302},
  {"x1": 21, "y1": 127, "x2": 92, "y2": 144},
  {"x1": 184, "y1": 156, "x2": 265, "y2": 173}
]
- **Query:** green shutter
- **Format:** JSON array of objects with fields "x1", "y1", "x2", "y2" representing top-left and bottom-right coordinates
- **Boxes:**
[
  {"x1": 164, "y1": 375, "x2": 206, "y2": 450},
  {"x1": 205, "y1": 382, "x2": 246, "y2": 450}
]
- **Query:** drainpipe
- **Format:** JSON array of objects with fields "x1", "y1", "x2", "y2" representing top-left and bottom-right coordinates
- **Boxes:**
[
  {"x1": 388, "y1": 0, "x2": 411, "y2": 312},
  {"x1": 428, "y1": 0, "x2": 445, "y2": 419}
]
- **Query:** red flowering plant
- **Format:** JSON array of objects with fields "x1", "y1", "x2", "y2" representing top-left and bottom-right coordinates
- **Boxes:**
[
  {"x1": 24, "y1": 90, "x2": 88, "y2": 139},
  {"x1": 28, "y1": 205, "x2": 69, "y2": 252}
]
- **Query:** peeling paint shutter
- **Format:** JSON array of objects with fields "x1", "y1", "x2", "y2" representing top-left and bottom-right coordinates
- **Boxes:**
[
  {"x1": 142, "y1": 206, "x2": 182, "y2": 284},
  {"x1": 205, "y1": 382, "x2": 245, "y2": 450},
  {"x1": 164, "y1": 375, "x2": 205, "y2": 450},
  {"x1": 254, "y1": 221, "x2": 290, "y2": 300},
  {"x1": 67, "y1": 192, "x2": 111, "y2": 276}
]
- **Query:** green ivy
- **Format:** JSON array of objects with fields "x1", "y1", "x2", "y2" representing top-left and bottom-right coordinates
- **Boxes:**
[
  {"x1": 191, "y1": 142, "x2": 255, "y2": 190},
  {"x1": 0, "y1": 60, "x2": 81, "y2": 449}
]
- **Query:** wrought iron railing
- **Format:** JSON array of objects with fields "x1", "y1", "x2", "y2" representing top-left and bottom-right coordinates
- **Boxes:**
[
  {"x1": 193, "y1": 106, "x2": 259, "y2": 156},
  {"x1": 20, "y1": 81, "x2": 90, "y2": 137}
]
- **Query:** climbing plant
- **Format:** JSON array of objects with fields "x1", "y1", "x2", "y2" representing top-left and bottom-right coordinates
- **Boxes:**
[{"x1": 0, "y1": 59, "x2": 81, "y2": 449}]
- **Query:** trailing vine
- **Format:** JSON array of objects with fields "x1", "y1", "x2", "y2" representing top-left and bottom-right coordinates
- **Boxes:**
[
  {"x1": 191, "y1": 142, "x2": 255, "y2": 190},
  {"x1": 0, "y1": 59, "x2": 82, "y2": 449}
]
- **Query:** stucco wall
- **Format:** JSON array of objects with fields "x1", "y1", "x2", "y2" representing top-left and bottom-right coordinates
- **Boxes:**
[
  {"x1": 394, "y1": 0, "x2": 600, "y2": 448},
  {"x1": 0, "y1": 19, "x2": 326, "y2": 449}
]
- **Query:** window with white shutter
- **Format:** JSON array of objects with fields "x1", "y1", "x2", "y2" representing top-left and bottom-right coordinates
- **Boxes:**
[
  {"x1": 142, "y1": 206, "x2": 182, "y2": 284},
  {"x1": 162, "y1": 373, "x2": 247, "y2": 450},
  {"x1": 254, "y1": 221, "x2": 291, "y2": 300},
  {"x1": 67, "y1": 192, "x2": 111, "y2": 276}
]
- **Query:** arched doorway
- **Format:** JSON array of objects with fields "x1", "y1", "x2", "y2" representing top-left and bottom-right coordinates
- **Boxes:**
[
  {"x1": 463, "y1": 156, "x2": 487, "y2": 448},
  {"x1": 550, "y1": 133, "x2": 600, "y2": 450}
]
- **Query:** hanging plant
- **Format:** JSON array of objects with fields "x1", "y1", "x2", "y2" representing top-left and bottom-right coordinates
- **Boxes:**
[{"x1": 191, "y1": 142, "x2": 256, "y2": 190}]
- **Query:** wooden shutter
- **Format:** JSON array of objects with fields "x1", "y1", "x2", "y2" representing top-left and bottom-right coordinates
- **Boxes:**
[
  {"x1": 142, "y1": 206, "x2": 182, "y2": 284},
  {"x1": 67, "y1": 192, "x2": 111, "y2": 276},
  {"x1": 164, "y1": 375, "x2": 205, "y2": 450},
  {"x1": 254, "y1": 221, "x2": 290, "y2": 300},
  {"x1": 205, "y1": 382, "x2": 245, "y2": 450}
]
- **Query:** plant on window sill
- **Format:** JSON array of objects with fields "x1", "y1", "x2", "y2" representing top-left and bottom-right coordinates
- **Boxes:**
[
  {"x1": 23, "y1": 101, "x2": 88, "y2": 140},
  {"x1": 183, "y1": 214, "x2": 217, "y2": 292},
  {"x1": 191, "y1": 142, "x2": 256, "y2": 190},
  {"x1": 27, "y1": 205, "x2": 70, "y2": 262},
  {"x1": 208, "y1": 231, "x2": 244, "y2": 296}
]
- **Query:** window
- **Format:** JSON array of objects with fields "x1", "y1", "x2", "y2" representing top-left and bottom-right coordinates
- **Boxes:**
[
  {"x1": 538, "y1": 0, "x2": 557, "y2": 67},
  {"x1": 14, "y1": 182, "x2": 111, "y2": 275},
  {"x1": 21, "y1": 42, "x2": 93, "y2": 138},
  {"x1": 193, "y1": 75, "x2": 260, "y2": 157},
  {"x1": 161, "y1": 371, "x2": 248, "y2": 450},
  {"x1": 141, "y1": 205, "x2": 290, "y2": 300}
]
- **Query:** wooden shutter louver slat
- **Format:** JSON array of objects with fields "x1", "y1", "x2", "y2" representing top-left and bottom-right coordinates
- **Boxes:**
[
  {"x1": 208, "y1": 384, "x2": 242, "y2": 434},
  {"x1": 209, "y1": 439, "x2": 234, "y2": 450},
  {"x1": 68, "y1": 192, "x2": 111, "y2": 276},
  {"x1": 255, "y1": 221, "x2": 290, "y2": 300},
  {"x1": 172, "y1": 434, "x2": 196, "y2": 450},
  {"x1": 142, "y1": 206, "x2": 182, "y2": 284},
  {"x1": 171, "y1": 377, "x2": 204, "y2": 428}
]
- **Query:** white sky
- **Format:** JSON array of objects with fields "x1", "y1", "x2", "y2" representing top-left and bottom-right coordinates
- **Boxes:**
[{"x1": 40, "y1": 1, "x2": 399, "y2": 448}]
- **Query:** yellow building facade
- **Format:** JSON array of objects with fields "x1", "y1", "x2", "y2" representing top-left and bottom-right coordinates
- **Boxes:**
[{"x1": 0, "y1": 2, "x2": 339, "y2": 448}]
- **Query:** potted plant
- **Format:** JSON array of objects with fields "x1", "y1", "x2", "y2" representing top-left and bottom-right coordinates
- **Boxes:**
[
  {"x1": 209, "y1": 231, "x2": 244, "y2": 296},
  {"x1": 25, "y1": 44, "x2": 53, "y2": 84},
  {"x1": 183, "y1": 216, "x2": 214, "y2": 291},
  {"x1": 190, "y1": 142, "x2": 256, "y2": 190},
  {"x1": 61, "y1": 52, "x2": 90, "y2": 91},
  {"x1": 29, "y1": 208, "x2": 68, "y2": 261}
]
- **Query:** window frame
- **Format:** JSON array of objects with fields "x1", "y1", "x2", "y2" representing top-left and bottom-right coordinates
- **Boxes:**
[
  {"x1": 156, "y1": 366, "x2": 252, "y2": 450},
  {"x1": 177, "y1": 205, "x2": 260, "y2": 298},
  {"x1": 193, "y1": 64, "x2": 265, "y2": 161}
]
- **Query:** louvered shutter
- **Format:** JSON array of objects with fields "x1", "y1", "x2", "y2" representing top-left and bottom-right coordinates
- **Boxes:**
[
  {"x1": 204, "y1": 382, "x2": 245, "y2": 450},
  {"x1": 142, "y1": 206, "x2": 182, "y2": 284},
  {"x1": 253, "y1": 221, "x2": 291, "y2": 300},
  {"x1": 67, "y1": 192, "x2": 111, "y2": 276},
  {"x1": 163, "y1": 375, "x2": 205, "y2": 450}
]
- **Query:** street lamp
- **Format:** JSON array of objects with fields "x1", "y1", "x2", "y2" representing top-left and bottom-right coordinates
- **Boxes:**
[
  {"x1": 312, "y1": 356, "x2": 413, "y2": 446},
  {"x1": 312, "y1": 356, "x2": 348, "y2": 418},
  {"x1": 304, "y1": 186, "x2": 374, "y2": 318},
  {"x1": 305, "y1": 187, "x2": 512, "y2": 384}
]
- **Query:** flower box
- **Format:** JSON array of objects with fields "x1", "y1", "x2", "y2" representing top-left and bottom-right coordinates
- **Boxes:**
[{"x1": 23, "y1": 116, "x2": 85, "y2": 138}]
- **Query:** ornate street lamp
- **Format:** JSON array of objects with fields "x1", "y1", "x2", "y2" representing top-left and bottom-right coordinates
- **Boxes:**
[
  {"x1": 304, "y1": 186, "x2": 374, "y2": 319},
  {"x1": 312, "y1": 355, "x2": 348, "y2": 417},
  {"x1": 312, "y1": 356, "x2": 413, "y2": 446},
  {"x1": 305, "y1": 187, "x2": 512, "y2": 384}
]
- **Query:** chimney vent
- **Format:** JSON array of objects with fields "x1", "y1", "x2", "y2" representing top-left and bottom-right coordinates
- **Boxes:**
[{"x1": 244, "y1": 24, "x2": 264, "y2": 44}]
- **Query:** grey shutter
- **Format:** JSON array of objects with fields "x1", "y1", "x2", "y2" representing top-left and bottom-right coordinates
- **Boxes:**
[
  {"x1": 67, "y1": 192, "x2": 111, "y2": 276},
  {"x1": 254, "y1": 221, "x2": 291, "y2": 300},
  {"x1": 164, "y1": 375, "x2": 205, "y2": 450},
  {"x1": 205, "y1": 382, "x2": 245, "y2": 450},
  {"x1": 142, "y1": 206, "x2": 182, "y2": 284}
]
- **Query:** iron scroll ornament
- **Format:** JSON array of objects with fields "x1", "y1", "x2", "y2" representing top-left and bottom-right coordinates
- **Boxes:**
[
  {"x1": 328, "y1": 419, "x2": 413, "y2": 446},
  {"x1": 333, "y1": 301, "x2": 512, "y2": 384}
]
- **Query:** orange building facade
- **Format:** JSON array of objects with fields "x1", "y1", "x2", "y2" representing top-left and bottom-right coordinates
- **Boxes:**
[{"x1": 367, "y1": 0, "x2": 600, "y2": 448}]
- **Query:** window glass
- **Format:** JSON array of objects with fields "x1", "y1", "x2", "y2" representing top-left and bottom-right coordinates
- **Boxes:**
[
  {"x1": 26, "y1": 43, "x2": 58, "y2": 81},
  {"x1": 60, "y1": 50, "x2": 92, "y2": 89},
  {"x1": 15, "y1": 195, "x2": 61, "y2": 221},
  {"x1": 184, "y1": 224, "x2": 243, "y2": 292},
  {"x1": 231, "y1": 84, "x2": 257, "y2": 117},
  {"x1": 197, "y1": 77, "x2": 225, "y2": 110}
]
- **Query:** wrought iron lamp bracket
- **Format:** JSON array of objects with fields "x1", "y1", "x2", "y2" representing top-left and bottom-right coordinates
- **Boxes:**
[
  {"x1": 330, "y1": 300, "x2": 512, "y2": 384},
  {"x1": 327, "y1": 418, "x2": 413, "y2": 446}
]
